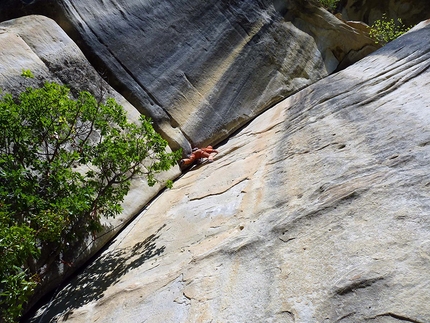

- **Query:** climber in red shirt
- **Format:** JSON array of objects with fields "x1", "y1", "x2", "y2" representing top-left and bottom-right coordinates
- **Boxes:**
[{"x1": 180, "y1": 146, "x2": 218, "y2": 167}]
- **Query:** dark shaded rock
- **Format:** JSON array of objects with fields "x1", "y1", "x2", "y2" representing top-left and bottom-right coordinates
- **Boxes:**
[{"x1": 339, "y1": 0, "x2": 430, "y2": 26}]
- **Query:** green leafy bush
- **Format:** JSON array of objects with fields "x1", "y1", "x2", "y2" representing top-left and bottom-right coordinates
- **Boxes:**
[
  {"x1": 0, "y1": 80, "x2": 181, "y2": 322},
  {"x1": 369, "y1": 14, "x2": 411, "y2": 45},
  {"x1": 318, "y1": 0, "x2": 340, "y2": 12}
]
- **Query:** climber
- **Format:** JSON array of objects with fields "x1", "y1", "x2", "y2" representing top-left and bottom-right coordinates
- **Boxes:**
[{"x1": 180, "y1": 146, "x2": 218, "y2": 167}]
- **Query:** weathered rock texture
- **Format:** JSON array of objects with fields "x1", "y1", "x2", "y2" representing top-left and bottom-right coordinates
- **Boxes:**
[
  {"x1": 0, "y1": 0, "x2": 378, "y2": 153},
  {"x1": 339, "y1": 0, "x2": 430, "y2": 26},
  {"x1": 0, "y1": 15, "x2": 180, "y2": 305},
  {"x1": 28, "y1": 21, "x2": 430, "y2": 323}
]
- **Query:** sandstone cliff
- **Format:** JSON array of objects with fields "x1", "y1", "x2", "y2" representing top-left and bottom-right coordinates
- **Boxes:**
[
  {"x1": 27, "y1": 21, "x2": 430, "y2": 323},
  {"x1": 0, "y1": 1, "x2": 382, "y2": 312},
  {"x1": 0, "y1": 0, "x2": 378, "y2": 154}
]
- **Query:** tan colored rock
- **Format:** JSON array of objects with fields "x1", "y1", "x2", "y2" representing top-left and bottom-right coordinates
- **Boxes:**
[
  {"x1": 285, "y1": 2, "x2": 379, "y2": 72},
  {"x1": 0, "y1": 15, "x2": 181, "y2": 306},
  {"x1": 27, "y1": 21, "x2": 430, "y2": 323},
  {"x1": 335, "y1": 13, "x2": 371, "y2": 33}
]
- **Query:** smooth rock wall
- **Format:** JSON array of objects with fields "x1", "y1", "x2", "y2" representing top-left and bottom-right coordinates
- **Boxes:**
[
  {"x1": 0, "y1": 0, "x2": 378, "y2": 153},
  {"x1": 27, "y1": 21, "x2": 430, "y2": 323}
]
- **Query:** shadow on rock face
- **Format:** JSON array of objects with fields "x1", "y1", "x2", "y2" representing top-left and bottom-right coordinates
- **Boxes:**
[{"x1": 27, "y1": 224, "x2": 167, "y2": 322}]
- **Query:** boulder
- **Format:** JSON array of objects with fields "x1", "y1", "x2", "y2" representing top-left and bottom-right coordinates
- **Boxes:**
[
  {"x1": 0, "y1": 15, "x2": 181, "y2": 306},
  {"x1": 27, "y1": 21, "x2": 430, "y2": 323},
  {"x1": 339, "y1": 0, "x2": 430, "y2": 26},
  {"x1": 0, "y1": 0, "x2": 378, "y2": 153}
]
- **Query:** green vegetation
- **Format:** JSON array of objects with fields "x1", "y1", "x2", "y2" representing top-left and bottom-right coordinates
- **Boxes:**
[
  {"x1": 20, "y1": 69, "x2": 34, "y2": 79},
  {"x1": 318, "y1": 0, "x2": 340, "y2": 13},
  {"x1": 369, "y1": 14, "x2": 411, "y2": 45},
  {"x1": 0, "y1": 80, "x2": 181, "y2": 322}
]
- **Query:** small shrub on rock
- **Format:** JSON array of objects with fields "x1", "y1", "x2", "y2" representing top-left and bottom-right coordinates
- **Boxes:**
[{"x1": 369, "y1": 14, "x2": 411, "y2": 45}]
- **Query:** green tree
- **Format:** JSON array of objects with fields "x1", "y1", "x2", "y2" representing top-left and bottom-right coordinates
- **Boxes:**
[
  {"x1": 369, "y1": 14, "x2": 411, "y2": 45},
  {"x1": 0, "y1": 81, "x2": 181, "y2": 322},
  {"x1": 318, "y1": 0, "x2": 340, "y2": 13}
]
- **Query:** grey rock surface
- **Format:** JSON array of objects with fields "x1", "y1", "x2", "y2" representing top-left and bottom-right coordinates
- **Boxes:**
[
  {"x1": 27, "y1": 21, "x2": 430, "y2": 323},
  {"x1": 0, "y1": 15, "x2": 181, "y2": 305},
  {"x1": 0, "y1": 0, "x2": 378, "y2": 153}
]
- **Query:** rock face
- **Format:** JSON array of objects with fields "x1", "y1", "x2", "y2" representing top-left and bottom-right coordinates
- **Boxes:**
[
  {"x1": 0, "y1": 15, "x2": 180, "y2": 305},
  {"x1": 28, "y1": 22, "x2": 430, "y2": 322},
  {"x1": 0, "y1": 0, "x2": 378, "y2": 153},
  {"x1": 339, "y1": 0, "x2": 430, "y2": 26}
]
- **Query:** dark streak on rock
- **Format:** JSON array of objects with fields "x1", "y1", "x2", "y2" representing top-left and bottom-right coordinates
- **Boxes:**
[
  {"x1": 367, "y1": 312, "x2": 425, "y2": 323},
  {"x1": 335, "y1": 311, "x2": 356, "y2": 322},
  {"x1": 279, "y1": 237, "x2": 296, "y2": 243},
  {"x1": 335, "y1": 276, "x2": 384, "y2": 295}
]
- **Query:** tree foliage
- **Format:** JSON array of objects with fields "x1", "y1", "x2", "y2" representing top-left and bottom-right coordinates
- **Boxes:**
[
  {"x1": 369, "y1": 14, "x2": 411, "y2": 45},
  {"x1": 0, "y1": 81, "x2": 181, "y2": 322},
  {"x1": 318, "y1": 0, "x2": 340, "y2": 13}
]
